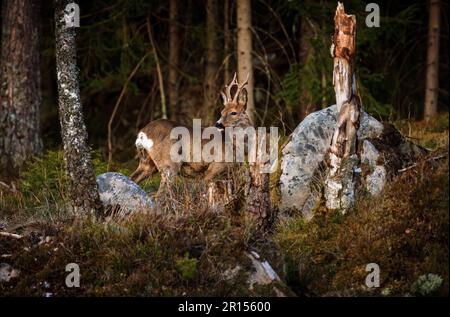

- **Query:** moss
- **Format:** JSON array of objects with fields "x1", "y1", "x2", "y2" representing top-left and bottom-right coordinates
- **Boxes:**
[
  {"x1": 275, "y1": 154, "x2": 449, "y2": 296},
  {"x1": 394, "y1": 115, "x2": 449, "y2": 151},
  {"x1": 175, "y1": 252, "x2": 198, "y2": 281},
  {"x1": 1, "y1": 116, "x2": 448, "y2": 297},
  {"x1": 1, "y1": 178, "x2": 261, "y2": 296},
  {"x1": 139, "y1": 174, "x2": 161, "y2": 193}
]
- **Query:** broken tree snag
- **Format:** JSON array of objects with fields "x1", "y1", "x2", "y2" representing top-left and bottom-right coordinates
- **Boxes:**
[
  {"x1": 246, "y1": 162, "x2": 271, "y2": 229},
  {"x1": 324, "y1": 2, "x2": 361, "y2": 213},
  {"x1": 54, "y1": 0, "x2": 103, "y2": 215},
  {"x1": 245, "y1": 131, "x2": 274, "y2": 229}
]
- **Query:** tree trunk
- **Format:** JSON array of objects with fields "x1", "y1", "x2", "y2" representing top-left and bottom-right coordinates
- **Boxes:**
[
  {"x1": 0, "y1": 0, "x2": 42, "y2": 177},
  {"x1": 424, "y1": 0, "x2": 441, "y2": 120},
  {"x1": 324, "y1": 3, "x2": 361, "y2": 213},
  {"x1": 169, "y1": 0, "x2": 179, "y2": 121},
  {"x1": 223, "y1": 0, "x2": 232, "y2": 86},
  {"x1": 236, "y1": 0, "x2": 255, "y2": 125},
  {"x1": 204, "y1": 0, "x2": 219, "y2": 122},
  {"x1": 54, "y1": 0, "x2": 102, "y2": 215},
  {"x1": 246, "y1": 166, "x2": 272, "y2": 229},
  {"x1": 245, "y1": 131, "x2": 273, "y2": 230}
]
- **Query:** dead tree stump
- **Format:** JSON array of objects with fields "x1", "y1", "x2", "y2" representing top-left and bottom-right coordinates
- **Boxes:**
[
  {"x1": 245, "y1": 131, "x2": 275, "y2": 229},
  {"x1": 324, "y1": 2, "x2": 361, "y2": 213}
]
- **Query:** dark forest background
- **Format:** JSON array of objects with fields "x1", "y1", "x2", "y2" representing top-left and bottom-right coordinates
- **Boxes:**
[
  {"x1": 2, "y1": 0, "x2": 447, "y2": 163},
  {"x1": 1, "y1": 0, "x2": 449, "y2": 297}
]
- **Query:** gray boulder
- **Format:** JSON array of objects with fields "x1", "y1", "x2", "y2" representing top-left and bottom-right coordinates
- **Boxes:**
[
  {"x1": 361, "y1": 140, "x2": 386, "y2": 196},
  {"x1": 96, "y1": 172, "x2": 155, "y2": 217},
  {"x1": 0, "y1": 263, "x2": 19, "y2": 283},
  {"x1": 279, "y1": 105, "x2": 424, "y2": 218}
]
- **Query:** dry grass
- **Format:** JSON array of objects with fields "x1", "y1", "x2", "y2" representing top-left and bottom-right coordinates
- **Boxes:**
[
  {"x1": 0, "y1": 154, "x2": 275, "y2": 296},
  {"x1": 0, "y1": 185, "x2": 270, "y2": 296},
  {"x1": 1, "y1": 115, "x2": 448, "y2": 296},
  {"x1": 394, "y1": 112, "x2": 449, "y2": 150},
  {"x1": 275, "y1": 123, "x2": 449, "y2": 296}
]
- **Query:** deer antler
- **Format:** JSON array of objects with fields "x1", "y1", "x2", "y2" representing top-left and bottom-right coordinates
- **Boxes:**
[
  {"x1": 232, "y1": 73, "x2": 249, "y2": 103},
  {"x1": 221, "y1": 72, "x2": 249, "y2": 104}
]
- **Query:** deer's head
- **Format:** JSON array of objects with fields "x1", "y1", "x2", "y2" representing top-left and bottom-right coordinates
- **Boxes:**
[{"x1": 215, "y1": 73, "x2": 252, "y2": 130}]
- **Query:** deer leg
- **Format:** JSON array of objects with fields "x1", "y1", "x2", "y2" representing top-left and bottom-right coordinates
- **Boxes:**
[
  {"x1": 204, "y1": 162, "x2": 227, "y2": 182},
  {"x1": 131, "y1": 157, "x2": 157, "y2": 184}
]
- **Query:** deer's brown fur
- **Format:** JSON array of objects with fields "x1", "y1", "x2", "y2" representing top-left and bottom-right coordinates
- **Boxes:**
[{"x1": 130, "y1": 74, "x2": 252, "y2": 192}]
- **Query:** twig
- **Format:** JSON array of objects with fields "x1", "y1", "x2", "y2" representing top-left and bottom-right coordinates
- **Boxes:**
[
  {"x1": 398, "y1": 154, "x2": 447, "y2": 172},
  {"x1": 147, "y1": 17, "x2": 167, "y2": 120},
  {"x1": 0, "y1": 231, "x2": 23, "y2": 239},
  {"x1": 0, "y1": 181, "x2": 17, "y2": 193},
  {"x1": 259, "y1": 0, "x2": 296, "y2": 63},
  {"x1": 136, "y1": 80, "x2": 158, "y2": 131},
  {"x1": 107, "y1": 52, "x2": 150, "y2": 170}
]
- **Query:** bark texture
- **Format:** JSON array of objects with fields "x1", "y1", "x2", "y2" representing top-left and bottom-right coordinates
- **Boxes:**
[
  {"x1": 204, "y1": 0, "x2": 219, "y2": 122},
  {"x1": 324, "y1": 3, "x2": 361, "y2": 213},
  {"x1": 169, "y1": 0, "x2": 179, "y2": 121},
  {"x1": 245, "y1": 132, "x2": 273, "y2": 230},
  {"x1": 223, "y1": 0, "x2": 232, "y2": 85},
  {"x1": 0, "y1": 0, "x2": 42, "y2": 176},
  {"x1": 424, "y1": 0, "x2": 441, "y2": 119},
  {"x1": 54, "y1": 0, "x2": 102, "y2": 214},
  {"x1": 236, "y1": 0, "x2": 256, "y2": 125}
]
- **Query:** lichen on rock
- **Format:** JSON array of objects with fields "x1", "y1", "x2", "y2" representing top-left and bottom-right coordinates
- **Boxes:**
[
  {"x1": 96, "y1": 172, "x2": 155, "y2": 217},
  {"x1": 280, "y1": 105, "x2": 424, "y2": 218}
]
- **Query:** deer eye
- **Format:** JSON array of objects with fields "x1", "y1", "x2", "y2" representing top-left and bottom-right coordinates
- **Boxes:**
[{"x1": 230, "y1": 112, "x2": 237, "y2": 116}]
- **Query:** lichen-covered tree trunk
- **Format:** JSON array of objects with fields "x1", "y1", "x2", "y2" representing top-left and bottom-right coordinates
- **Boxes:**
[
  {"x1": 424, "y1": 0, "x2": 441, "y2": 120},
  {"x1": 54, "y1": 0, "x2": 102, "y2": 215},
  {"x1": 0, "y1": 0, "x2": 42, "y2": 176},
  {"x1": 169, "y1": 0, "x2": 179, "y2": 121},
  {"x1": 324, "y1": 3, "x2": 361, "y2": 213},
  {"x1": 204, "y1": 0, "x2": 219, "y2": 122},
  {"x1": 237, "y1": 0, "x2": 255, "y2": 125}
]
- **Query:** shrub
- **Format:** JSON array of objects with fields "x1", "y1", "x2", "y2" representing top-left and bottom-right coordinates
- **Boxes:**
[
  {"x1": 1, "y1": 150, "x2": 124, "y2": 222},
  {"x1": 411, "y1": 274, "x2": 444, "y2": 296},
  {"x1": 175, "y1": 252, "x2": 198, "y2": 281}
]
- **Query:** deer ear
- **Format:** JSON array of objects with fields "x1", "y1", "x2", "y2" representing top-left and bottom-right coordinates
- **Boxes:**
[{"x1": 237, "y1": 89, "x2": 247, "y2": 110}]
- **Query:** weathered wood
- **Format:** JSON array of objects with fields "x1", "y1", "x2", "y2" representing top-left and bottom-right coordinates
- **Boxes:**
[
  {"x1": 207, "y1": 180, "x2": 234, "y2": 210},
  {"x1": 245, "y1": 131, "x2": 274, "y2": 229},
  {"x1": 0, "y1": 232, "x2": 23, "y2": 239},
  {"x1": 246, "y1": 162, "x2": 272, "y2": 229},
  {"x1": 54, "y1": 0, "x2": 103, "y2": 215},
  {"x1": 324, "y1": 2, "x2": 361, "y2": 212}
]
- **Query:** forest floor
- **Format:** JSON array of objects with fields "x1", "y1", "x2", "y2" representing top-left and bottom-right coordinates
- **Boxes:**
[{"x1": 0, "y1": 114, "x2": 448, "y2": 296}]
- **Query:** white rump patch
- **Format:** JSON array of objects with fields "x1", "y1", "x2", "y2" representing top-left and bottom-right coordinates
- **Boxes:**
[{"x1": 135, "y1": 132, "x2": 154, "y2": 151}]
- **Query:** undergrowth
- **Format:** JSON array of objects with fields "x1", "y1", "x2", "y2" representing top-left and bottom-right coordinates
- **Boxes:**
[
  {"x1": 0, "y1": 210, "x2": 263, "y2": 296},
  {"x1": 275, "y1": 152, "x2": 449, "y2": 296},
  {"x1": 0, "y1": 151, "x2": 271, "y2": 296},
  {"x1": 0, "y1": 117, "x2": 448, "y2": 296}
]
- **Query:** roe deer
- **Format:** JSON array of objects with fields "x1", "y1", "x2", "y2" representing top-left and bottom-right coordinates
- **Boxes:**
[{"x1": 130, "y1": 73, "x2": 252, "y2": 192}]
